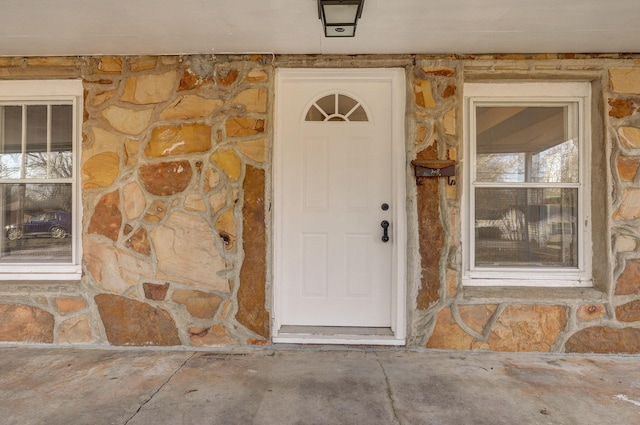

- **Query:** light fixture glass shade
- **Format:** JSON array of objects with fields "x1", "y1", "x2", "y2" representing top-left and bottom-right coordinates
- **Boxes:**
[
  {"x1": 325, "y1": 25, "x2": 356, "y2": 37},
  {"x1": 322, "y1": 4, "x2": 359, "y2": 24},
  {"x1": 318, "y1": 0, "x2": 364, "y2": 37}
]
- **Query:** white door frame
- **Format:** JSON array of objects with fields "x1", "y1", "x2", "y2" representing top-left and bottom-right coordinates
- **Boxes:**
[{"x1": 272, "y1": 68, "x2": 407, "y2": 345}]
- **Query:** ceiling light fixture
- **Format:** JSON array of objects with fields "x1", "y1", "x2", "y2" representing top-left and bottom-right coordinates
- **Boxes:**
[{"x1": 318, "y1": 0, "x2": 365, "y2": 38}]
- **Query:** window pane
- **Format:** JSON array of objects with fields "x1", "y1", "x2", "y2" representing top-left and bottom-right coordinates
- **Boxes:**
[
  {"x1": 0, "y1": 106, "x2": 23, "y2": 179},
  {"x1": 50, "y1": 105, "x2": 73, "y2": 178},
  {"x1": 1, "y1": 183, "x2": 72, "y2": 263},
  {"x1": 26, "y1": 105, "x2": 48, "y2": 179},
  {"x1": 474, "y1": 187, "x2": 577, "y2": 268},
  {"x1": 476, "y1": 106, "x2": 578, "y2": 183},
  {"x1": 316, "y1": 94, "x2": 335, "y2": 115}
]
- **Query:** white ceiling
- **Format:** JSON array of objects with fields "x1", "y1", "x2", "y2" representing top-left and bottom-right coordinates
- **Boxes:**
[{"x1": 1, "y1": 0, "x2": 639, "y2": 57}]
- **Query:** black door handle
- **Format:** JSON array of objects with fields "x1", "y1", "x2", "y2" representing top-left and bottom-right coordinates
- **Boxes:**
[{"x1": 381, "y1": 220, "x2": 389, "y2": 243}]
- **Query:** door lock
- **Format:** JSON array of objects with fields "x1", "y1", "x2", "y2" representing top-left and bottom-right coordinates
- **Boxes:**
[{"x1": 381, "y1": 220, "x2": 390, "y2": 243}]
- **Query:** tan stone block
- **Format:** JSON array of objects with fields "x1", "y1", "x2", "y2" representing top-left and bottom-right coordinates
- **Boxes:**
[
  {"x1": 123, "y1": 182, "x2": 146, "y2": 220},
  {"x1": 160, "y1": 95, "x2": 223, "y2": 121},
  {"x1": 55, "y1": 297, "x2": 87, "y2": 314},
  {"x1": 233, "y1": 88, "x2": 267, "y2": 113},
  {"x1": 129, "y1": 56, "x2": 158, "y2": 72},
  {"x1": 615, "y1": 235, "x2": 637, "y2": 253},
  {"x1": 172, "y1": 289, "x2": 223, "y2": 319},
  {"x1": 209, "y1": 189, "x2": 228, "y2": 215},
  {"x1": 90, "y1": 90, "x2": 116, "y2": 107},
  {"x1": 237, "y1": 138, "x2": 266, "y2": 163},
  {"x1": 415, "y1": 125, "x2": 427, "y2": 145},
  {"x1": 88, "y1": 191, "x2": 122, "y2": 241},
  {"x1": 617, "y1": 156, "x2": 640, "y2": 181},
  {"x1": 140, "y1": 160, "x2": 193, "y2": 196},
  {"x1": 25, "y1": 57, "x2": 81, "y2": 67},
  {"x1": 443, "y1": 109, "x2": 456, "y2": 136},
  {"x1": 422, "y1": 66, "x2": 455, "y2": 77},
  {"x1": 618, "y1": 126, "x2": 640, "y2": 149},
  {"x1": 216, "y1": 208, "x2": 236, "y2": 251},
  {"x1": 610, "y1": 68, "x2": 640, "y2": 94},
  {"x1": 414, "y1": 80, "x2": 436, "y2": 108},
  {"x1": 616, "y1": 258, "x2": 640, "y2": 295},
  {"x1": 84, "y1": 238, "x2": 153, "y2": 293},
  {"x1": 58, "y1": 316, "x2": 93, "y2": 344},
  {"x1": 211, "y1": 149, "x2": 242, "y2": 180},
  {"x1": 246, "y1": 69, "x2": 269, "y2": 81},
  {"x1": 236, "y1": 166, "x2": 269, "y2": 338},
  {"x1": 97, "y1": 57, "x2": 122, "y2": 74},
  {"x1": 121, "y1": 71, "x2": 177, "y2": 105},
  {"x1": 82, "y1": 152, "x2": 120, "y2": 188},
  {"x1": 189, "y1": 325, "x2": 237, "y2": 346},
  {"x1": 577, "y1": 304, "x2": 607, "y2": 321},
  {"x1": 613, "y1": 188, "x2": 640, "y2": 220},
  {"x1": 459, "y1": 304, "x2": 497, "y2": 334},
  {"x1": 616, "y1": 300, "x2": 640, "y2": 322},
  {"x1": 102, "y1": 105, "x2": 153, "y2": 135},
  {"x1": 443, "y1": 84, "x2": 456, "y2": 99},
  {"x1": 427, "y1": 308, "x2": 487, "y2": 350},
  {"x1": 448, "y1": 148, "x2": 457, "y2": 161},
  {"x1": 218, "y1": 68, "x2": 239, "y2": 86},
  {"x1": 143, "y1": 200, "x2": 168, "y2": 223},
  {"x1": 185, "y1": 194, "x2": 206, "y2": 212},
  {"x1": 124, "y1": 139, "x2": 139, "y2": 166},
  {"x1": 218, "y1": 300, "x2": 233, "y2": 320},
  {"x1": 85, "y1": 127, "x2": 120, "y2": 158},
  {"x1": 488, "y1": 305, "x2": 567, "y2": 352},
  {"x1": 143, "y1": 282, "x2": 170, "y2": 301},
  {"x1": 124, "y1": 227, "x2": 151, "y2": 256},
  {"x1": 178, "y1": 68, "x2": 212, "y2": 91},
  {"x1": 609, "y1": 98, "x2": 635, "y2": 118},
  {"x1": 225, "y1": 117, "x2": 265, "y2": 138},
  {"x1": 145, "y1": 124, "x2": 212, "y2": 158},
  {"x1": 566, "y1": 326, "x2": 640, "y2": 354},
  {"x1": 0, "y1": 304, "x2": 54, "y2": 343},
  {"x1": 204, "y1": 169, "x2": 221, "y2": 192},
  {"x1": 95, "y1": 294, "x2": 180, "y2": 346},
  {"x1": 151, "y1": 212, "x2": 229, "y2": 293}
]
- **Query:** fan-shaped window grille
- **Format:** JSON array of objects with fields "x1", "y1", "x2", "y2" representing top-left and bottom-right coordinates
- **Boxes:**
[{"x1": 305, "y1": 93, "x2": 368, "y2": 122}]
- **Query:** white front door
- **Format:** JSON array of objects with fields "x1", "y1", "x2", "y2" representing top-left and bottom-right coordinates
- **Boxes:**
[{"x1": 274, "y1": 69, "x2": 406, "y2": 343}]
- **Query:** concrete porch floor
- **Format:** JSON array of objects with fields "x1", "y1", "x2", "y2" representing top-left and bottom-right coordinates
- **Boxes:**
[{"x1": 1, "y1": 346, "x2": 639, "y2": 425}]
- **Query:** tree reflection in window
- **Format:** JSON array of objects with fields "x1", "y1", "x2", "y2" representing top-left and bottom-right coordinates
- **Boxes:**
[{"x1": 305, "y1": 93, "x2": 368, "y2": 122}]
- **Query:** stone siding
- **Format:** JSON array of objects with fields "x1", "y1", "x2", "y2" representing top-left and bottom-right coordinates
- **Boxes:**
[{"x1": 0, "y1": 54, "x2": 639, "y2": 353}]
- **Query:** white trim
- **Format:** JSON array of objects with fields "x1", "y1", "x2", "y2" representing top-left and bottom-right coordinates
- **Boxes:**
[
  {"x1": 462, "y1": 81, "x2": 592, "y2": 287},
  {"x1": 0, "y1": 80, "x2": 83, "y2": 280},
  {"x1": 273, "y1": 334, "x2": 406, "y2": 346},
  {"x1": 273, "y1": 68, "x2": 406, "y2": 344}
]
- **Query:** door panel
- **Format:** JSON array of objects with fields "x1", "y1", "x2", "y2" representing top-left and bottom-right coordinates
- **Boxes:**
[{"x1": 275, "y1": 69, "x2": 405, "y2": 335}]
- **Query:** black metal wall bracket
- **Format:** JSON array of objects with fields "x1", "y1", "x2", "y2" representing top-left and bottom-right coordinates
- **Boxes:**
[{"x1": 411, "y1": 159, "x2": 457, "y2": 186}]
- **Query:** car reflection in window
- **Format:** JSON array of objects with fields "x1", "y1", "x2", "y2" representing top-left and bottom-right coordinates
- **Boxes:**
[{"x1": 5, "y1": 211, "x2": 71, "y2": 240}]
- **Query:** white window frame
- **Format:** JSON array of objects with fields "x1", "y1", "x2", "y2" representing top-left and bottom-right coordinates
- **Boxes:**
[
  {"x1": 0, "y1": 80, "x2": 83, "y2": 280},
  {"x1": 463, "y1": 82, "x2": 592, "y2": 287}
]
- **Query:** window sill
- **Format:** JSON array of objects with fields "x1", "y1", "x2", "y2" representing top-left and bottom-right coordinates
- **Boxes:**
[
  {"x1": 462, "y1": 285, "x2": 606, "y2": 302},
  {"x1": 0, "y1": 279, "x2": 82, "y2": 295}
]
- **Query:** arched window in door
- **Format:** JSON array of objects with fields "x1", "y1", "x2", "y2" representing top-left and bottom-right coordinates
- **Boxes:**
[{"x1": 305, "y1": 93, "x2": 369, "y2": 122}]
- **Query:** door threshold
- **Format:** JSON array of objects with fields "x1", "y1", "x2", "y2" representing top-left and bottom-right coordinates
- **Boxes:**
[{"x1": 273, "y1": 326, "x2": 405, "y2": 346}]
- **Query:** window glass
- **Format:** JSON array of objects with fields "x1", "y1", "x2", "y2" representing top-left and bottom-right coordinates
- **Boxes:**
[
  {"x1": 475, "y1": 106, "x2": 578, "y2": 183},
  {"x1": 474, "y1": 187, "x2": 577, "y2": 268},
  {"x1": 1, "y1": 183, "x2": 72, "y2": 263},
  {"x1": 464, "y1": 82, "x2": 591, "y2": 287},
  {"x1": 0, "y1": 106, "x2": 23, "y2": 179},
  {"x1": 0, "y1": 101, "x2": 75, "y2": 266}
]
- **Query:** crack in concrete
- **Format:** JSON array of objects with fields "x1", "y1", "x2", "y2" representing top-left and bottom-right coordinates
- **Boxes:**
[
  {"x1": 123, "y1": 351, "x2": 196, "y2": 425},
  {"x1": 375, "y1": 353, "x2": 402, "y2": 425}
]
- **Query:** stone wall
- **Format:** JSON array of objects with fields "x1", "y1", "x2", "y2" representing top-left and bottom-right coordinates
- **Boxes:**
[{"x1": 0, "y1": 54, "x2": 639, "y2": 353}]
